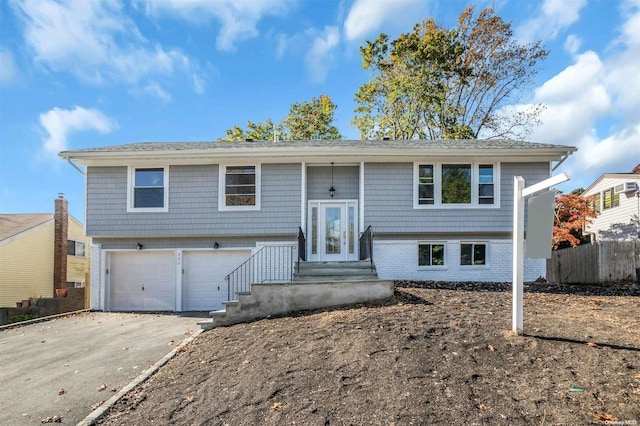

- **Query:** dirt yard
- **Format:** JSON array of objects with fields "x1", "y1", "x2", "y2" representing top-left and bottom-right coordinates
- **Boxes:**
[{"x1": 98, "y1": 282, "x2": 640, "y2": 425}]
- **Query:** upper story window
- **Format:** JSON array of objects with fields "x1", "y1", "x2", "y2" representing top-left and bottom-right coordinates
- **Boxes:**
[
  {"x1": 414, "y1": 162, "x2": 498, "y2": 208},
  {"x1": 219, "y1": 164, "x2": 261, "y2": 211},
  {"x1": 602, "y1": 187, "x2": 620, "y2": 210},
  {"x1": 128, "y1": 166, "x2": 169, "y2": 212},
  {"x1": 67, "y1": 240, "x2": 85, "y2": 257}
]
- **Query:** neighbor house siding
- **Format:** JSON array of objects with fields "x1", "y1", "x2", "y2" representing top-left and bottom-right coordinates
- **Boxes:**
[
  {"x1": 583, "y1": 176, "x2": 640, "y2": 240},
  {"x1": 307, "y1": 165, "x2": 359, "y2": 200},
  {"x1": 67, "y1": 217, "x2": 90, "y2": 284},
  {"x1": 86, "y1": 164, "x2": 301, "y2": 237},
  {"x1": 0, "y1": 222, "x2": 54, "y2": 307},
  {"x1": 363, "y1": 162, "x2": 549, "y2": 234}
]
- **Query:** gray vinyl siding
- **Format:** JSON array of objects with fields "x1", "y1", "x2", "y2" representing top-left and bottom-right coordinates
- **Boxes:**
[
  {"x1": 86, "y1": 164, "x2": 301, "y2": 237},
  {"x1": 307, "y1": 165, "x2": 359, "y2": 200},
  {"x1": 363, "y1": 162, "x2": 549, "y2": 234},
  {"x1": 93, "y1": 236, "x2": 293, "y2": 250}
]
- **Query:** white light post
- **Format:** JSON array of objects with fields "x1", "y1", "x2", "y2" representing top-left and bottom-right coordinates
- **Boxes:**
[{"x1": 512, "y1": 173, "x2": 570, "y2": 335}]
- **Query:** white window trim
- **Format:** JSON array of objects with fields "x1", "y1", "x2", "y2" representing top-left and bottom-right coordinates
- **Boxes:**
[
  {"x1": 413, "y1": 162, "x2": 500, "y2": 209},
  {"x1": 127, "y1": 166, "x2": 169, "y2": 213},
  {"x1": 218, "y1": 164, "x2": 261, "y2": 211},
  {"x1": 417, "y1": 241, "x2": 447, "y2": 269},
  {"x1": 459, "y1": 241, "x2": 490, "y2": 268}
]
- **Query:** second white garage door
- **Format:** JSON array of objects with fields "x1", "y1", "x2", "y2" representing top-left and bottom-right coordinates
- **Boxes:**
[
  {"x1": 109, "y1": 251, "x2": 176, "y2": 311},
  {"x1": 183, "y1": 250, "x2": 251, "y2": 311}
]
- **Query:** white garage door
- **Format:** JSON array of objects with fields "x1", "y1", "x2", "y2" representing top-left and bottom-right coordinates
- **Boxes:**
[
  {"x1": 109, "y1": 251, "x2": 176, "y2": 311},
  {"x1": 183, "y1": 250, "x2": 251, "y2": 311}
]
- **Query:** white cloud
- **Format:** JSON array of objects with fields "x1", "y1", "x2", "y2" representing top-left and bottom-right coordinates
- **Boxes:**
[
  {"x1": 305, "y1": 26, "x2": 340, "y2": 83},
  {"x1": 139, "y1": 0, "x2": 293, "y2": 52},
  {"x1": 521, "y1": 1, "x2": 640, "y2": 188},
  {"x1": 130, "y1": 81, "x2": 172, "y2": 103},
  {"x1": 0, "y1": 47, "x2": 18, "y2": 85},
  {"x1": 343, "y1": 0, "x2": 430, "y2": 42},
  {"x1": 193, "y1": 74, "x2": 205, "y2": 95},
  {"x1": 39, "y1": 106, "x2": 116, "y2": 158},
  {"x1": 13, "y1": 0, "x2": 194, "y2": 87},
  {"x1": 516, "y1": 0, "x2": 587, "y2": 43},
  {"x1": 563, "y1": 34, "x2": 582, "y2": 55}
]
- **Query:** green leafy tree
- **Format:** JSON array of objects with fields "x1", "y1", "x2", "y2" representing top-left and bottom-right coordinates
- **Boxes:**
[
  {"x1": 285, "y1": 95, "x2": 342, "y2": 140},
  {"x1": 223, "y1": 119, "x2": 287, "y2": 142},
  {"x1": 221, "y1": 95, "x2": 342, "y2": 141},
  {"x1": 352, "y1": 6, "x2": 548, "y2": 140}
]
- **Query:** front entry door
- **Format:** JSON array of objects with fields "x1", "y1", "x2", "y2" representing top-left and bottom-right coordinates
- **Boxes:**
[{"x1": 308, "y1": 201, "x2": 357, "y2": 261}]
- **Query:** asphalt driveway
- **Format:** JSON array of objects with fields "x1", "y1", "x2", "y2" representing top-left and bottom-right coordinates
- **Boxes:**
[{"x1": 0, "y1": 312, "x2": 203, "y2": 425}]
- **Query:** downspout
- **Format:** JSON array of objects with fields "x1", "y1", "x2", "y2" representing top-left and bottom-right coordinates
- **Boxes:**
[
  {"x1": 552, "y1": 151, "x2": 572, "y2": 172},
  {"x1": 66, "y1": 158, "x2": 85, "y2": 175}
]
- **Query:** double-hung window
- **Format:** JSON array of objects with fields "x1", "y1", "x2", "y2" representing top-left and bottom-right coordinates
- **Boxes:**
[
  {"x1": 418, "y1": 243, "x2": 445, "y2": 266},
  {"x1": 219, "y1": 165, "x2": 261, "y2": 210},
  {"x1": 460, "y1": 243, "x2": 487, "y2": 266},
  {"x1": 414, "y1": 163, "x2": 498, "y2": 207},
  {"x1": 128, "y1": 166, "x2": 168, "y2": 212},
  {"x1": 417, "y1": 165, "x2": 435, "y2": 205},
  {"x1": 602, "y1": 188, "x2": 620, "y2": 210}
]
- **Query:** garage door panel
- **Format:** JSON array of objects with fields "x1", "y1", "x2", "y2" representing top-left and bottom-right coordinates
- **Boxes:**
[
  {"x1": 183, "y1": 250, "x2": 251, "y2": 311},
  {"x1": 110, "y1": 252, "x2": 176, "y2": 311}
]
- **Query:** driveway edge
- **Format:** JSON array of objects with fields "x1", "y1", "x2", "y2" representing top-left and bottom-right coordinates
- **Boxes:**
[{"x1": 76, "y1": 328, "x2": 205, "y2": 426}]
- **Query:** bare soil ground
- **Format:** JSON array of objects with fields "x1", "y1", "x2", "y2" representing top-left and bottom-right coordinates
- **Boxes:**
[{"x1": 99, "y1": 282, "x2": 640, "y2": 426}]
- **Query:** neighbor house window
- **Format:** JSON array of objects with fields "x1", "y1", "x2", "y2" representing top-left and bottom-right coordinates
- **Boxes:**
[
  {"x1": 219, "y1": 165, "x2": 261, "y2": 210},
  {"x1": 418, "y1": 243, "x2": 445, "y2": 266},
  {"x1": 67, "y1": 240, "x2": 85, "y2": 257},
  {"x1": 460, "y1": 243, "x2": 487, "y2": 266},
  {"x1": 414, "y1": 163, "x2": 499, "y2": 208},
  {"x1": 602, "y1": 188, "x2": 620, "y2": 210},
  {"x1": 128, "y1": 166, "x2": 168, "y2": 212}
]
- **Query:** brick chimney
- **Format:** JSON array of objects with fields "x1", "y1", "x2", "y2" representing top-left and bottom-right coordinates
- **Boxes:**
[{"x1": 53, "y1": 194, "x2": 68, "y2": 294}]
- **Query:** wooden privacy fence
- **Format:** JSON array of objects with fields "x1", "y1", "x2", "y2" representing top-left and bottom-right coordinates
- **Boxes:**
[{"x1": 547, "y1": 241, "x2": 639, "y2": 284}]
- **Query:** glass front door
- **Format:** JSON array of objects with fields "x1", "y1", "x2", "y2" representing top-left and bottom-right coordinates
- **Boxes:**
[{"x1": 308, "y1": 201, "x2": 357, "y2": 261}]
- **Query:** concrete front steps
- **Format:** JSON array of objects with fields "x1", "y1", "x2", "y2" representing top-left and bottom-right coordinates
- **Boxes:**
[
  {"x1": 293, "y1": 260, "x2": 378, "y2": 282},
  {"x1": 198, "y1": 279, "x2": 394, "y2": 329},
  {"x1": 198, "y1": 260, "x2": 390, "y2": 330}
]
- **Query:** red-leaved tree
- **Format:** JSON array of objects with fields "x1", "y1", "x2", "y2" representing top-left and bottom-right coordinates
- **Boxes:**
[{"x1": 552, "y1": 190, "x2": 598, "y2": 249}]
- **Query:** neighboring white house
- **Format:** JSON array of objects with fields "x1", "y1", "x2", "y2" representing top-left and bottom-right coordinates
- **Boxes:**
[{"x1": 582, "y1": 165, "x2": 640, "y2": 241}]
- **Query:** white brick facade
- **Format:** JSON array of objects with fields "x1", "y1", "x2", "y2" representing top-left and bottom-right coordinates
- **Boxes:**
[{"x1": 374, "y1": 239, "x2": 545, "y2": 282}]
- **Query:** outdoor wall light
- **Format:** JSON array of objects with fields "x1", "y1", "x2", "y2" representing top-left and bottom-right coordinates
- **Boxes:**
[
  {"x1": 214, "y1": 242, "x2": 219, "y2": 249},
  {"x1": 329, "y1": 162, "x2": 335, "y2": 198},
  {"x1": 136, "y1": 243, "x2": 143, "y2": 250}
]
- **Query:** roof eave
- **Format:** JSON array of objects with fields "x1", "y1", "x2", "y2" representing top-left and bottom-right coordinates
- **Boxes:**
[{"x1": 60, "y1": 146, "x2": 576, "y2": 165}]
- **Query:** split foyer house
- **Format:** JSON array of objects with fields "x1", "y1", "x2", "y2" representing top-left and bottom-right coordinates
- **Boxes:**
[
  {"x1": 582, "y1": 165, "x2": 640, "y2": 241},
  {"x1": 59, "y1": 139, "x2": 575, "y2": 313},
  {"x1": 0, "y1": 196, "x2": 90, "y2": 307}
]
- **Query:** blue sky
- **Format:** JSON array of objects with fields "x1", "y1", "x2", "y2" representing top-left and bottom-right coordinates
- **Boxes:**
[{"x1": 1, "y1": 0, "x2": 639, "y2": 221}]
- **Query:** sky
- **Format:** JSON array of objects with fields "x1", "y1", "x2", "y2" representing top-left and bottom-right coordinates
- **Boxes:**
[{"x1": 1, "y1": 0, "x2": 639, "y2": 221}]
